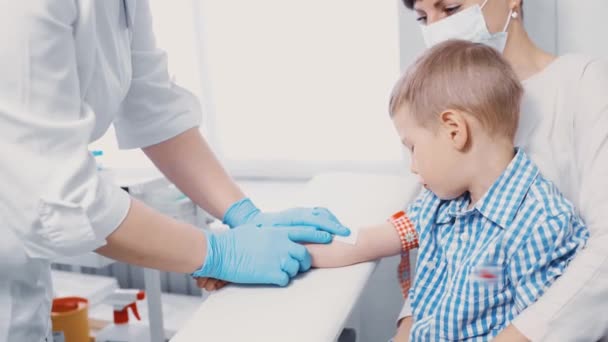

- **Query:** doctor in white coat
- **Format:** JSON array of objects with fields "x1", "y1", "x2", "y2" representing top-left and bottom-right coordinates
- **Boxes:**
[{"x1": 0, "y1": 1, "x2": 351, "y2": 341}]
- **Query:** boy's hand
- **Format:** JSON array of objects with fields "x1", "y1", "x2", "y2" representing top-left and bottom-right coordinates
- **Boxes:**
[
  {"x1": 393, "y1": 316, "x2": 413, "y2": 342},
  {"x1": 196, "y1": 277, "x2": 230, "y2": 291},
  {"x1": 492, "y1": 324, "x2": 530, "y2": 342}
]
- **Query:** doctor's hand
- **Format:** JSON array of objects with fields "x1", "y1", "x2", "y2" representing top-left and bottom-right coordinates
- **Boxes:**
[
  {"x1": 223, "y1": 198, "x2": 350, "y2": 237},
  {"x1": 192, "y1": 224, "x2": 333, "y2": 286},
  {"x1": 196, "y1": 277, "x2": 229, "y2": 292}
]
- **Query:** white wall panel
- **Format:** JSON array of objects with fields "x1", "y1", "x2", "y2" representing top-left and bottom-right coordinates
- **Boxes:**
[{"x1": 557, "y1": 0, "x2": 608, "y2": 57}]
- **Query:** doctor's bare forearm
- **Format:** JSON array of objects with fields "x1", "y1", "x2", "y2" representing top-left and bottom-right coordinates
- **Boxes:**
[
  {"x1": 306, "y1": 222, "x2": 402, "y2": 267},
  {"x1": 96, "y1": 198, "x2": 207, "y2": 274},
  {"x1": 143, "y1": 128, "x2": 245, "y2": 220}
]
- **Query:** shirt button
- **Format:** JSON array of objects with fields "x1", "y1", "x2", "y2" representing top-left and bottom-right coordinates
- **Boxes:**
[
  {"x1": 425, "y1": 261, "x2": 435, "y2": 270},
  {"x1": 460, "y1": 233, "x2": 469, "y2": 242}
]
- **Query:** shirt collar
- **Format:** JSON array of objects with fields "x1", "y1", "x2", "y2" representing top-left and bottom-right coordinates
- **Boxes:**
[{"x1": 435, "y1": 148, "x2": 539, "y2": 228}]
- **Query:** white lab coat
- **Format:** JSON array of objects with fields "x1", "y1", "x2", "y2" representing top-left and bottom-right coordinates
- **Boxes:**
[{"x1": 0, "y1": 1, "x2": 201, "y2": 341}]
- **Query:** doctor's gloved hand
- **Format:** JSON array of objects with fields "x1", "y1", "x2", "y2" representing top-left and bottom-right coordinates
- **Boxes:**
[
  {"x1": 222, "y1": 198, "x2": 350, "y2": 237},
  {"x1": 192, "y1": 224, "x2": 332, "y2": 286}
]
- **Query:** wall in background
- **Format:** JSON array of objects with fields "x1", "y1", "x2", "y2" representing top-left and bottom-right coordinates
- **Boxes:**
[{"x1": 556, "y1": 0, "x2": 608, "y2": 58}]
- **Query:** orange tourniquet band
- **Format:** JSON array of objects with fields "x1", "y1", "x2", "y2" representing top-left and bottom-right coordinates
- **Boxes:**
[{"x1": 389, "y1": 211, "x2": 419, "y2": 299}]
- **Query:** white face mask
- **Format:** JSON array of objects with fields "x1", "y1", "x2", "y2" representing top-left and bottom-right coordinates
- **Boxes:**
[{"x1": 420, "y1": 0, "x2": 516, "y2": 52}]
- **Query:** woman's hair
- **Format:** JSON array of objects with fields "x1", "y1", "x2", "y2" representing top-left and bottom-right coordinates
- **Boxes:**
[
  {"x1": 389, "y1": 39, "x2": 523, "y2": 140},
  {"x1": 401, "y1": 0, "x2": 416, "y2": 9}
]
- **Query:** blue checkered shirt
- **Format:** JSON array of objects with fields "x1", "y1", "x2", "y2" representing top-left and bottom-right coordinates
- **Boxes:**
[{"x1": 406, "y1": 148, "x2": 589, "y2": 341}]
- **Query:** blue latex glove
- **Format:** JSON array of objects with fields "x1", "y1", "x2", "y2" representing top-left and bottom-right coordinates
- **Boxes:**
[
  {"x1": 222, "y1": 198, "x2": 350, "y2": 237},
  {"x1": 192, "y1": 224, "x2": 332, "y2": 286}
]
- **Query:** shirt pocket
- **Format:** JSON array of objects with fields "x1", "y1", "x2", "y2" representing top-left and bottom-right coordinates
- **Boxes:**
[
  {"x1": 21, "y1": 198, "x2": 104, "y2": 260},
  {"x1": 441, "y1": 263, "x2": 510, "y2": 340},
  {"x1": 453, "y1": 263, "x2": 509, "y2": 304}
]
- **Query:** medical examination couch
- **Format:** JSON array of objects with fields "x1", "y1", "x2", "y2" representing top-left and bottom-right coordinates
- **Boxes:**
[{"x1": 171, "y1": 172, "x2": 418, "y2": 342}]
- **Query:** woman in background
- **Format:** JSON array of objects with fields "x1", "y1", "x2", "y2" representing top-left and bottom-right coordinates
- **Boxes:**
[{"x1": 394, "y1": 0, "x2": 608, "y2": 341}]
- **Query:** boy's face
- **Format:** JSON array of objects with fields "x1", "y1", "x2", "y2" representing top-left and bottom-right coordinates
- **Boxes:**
[{"x1": 392, "y1": 106, "x2": 467, "y2": 200}]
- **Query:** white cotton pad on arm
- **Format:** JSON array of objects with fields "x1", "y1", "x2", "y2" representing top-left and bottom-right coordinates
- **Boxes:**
[{"x1": 333, "y1": 227, "x2": 359, "y2": 245}]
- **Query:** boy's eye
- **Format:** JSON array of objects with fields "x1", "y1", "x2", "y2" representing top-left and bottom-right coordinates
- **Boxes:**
[{"x1": 416, "y1": 15, "x2": 427, "y2": 24}]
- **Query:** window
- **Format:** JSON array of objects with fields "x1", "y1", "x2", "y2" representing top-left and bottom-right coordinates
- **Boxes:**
[
  {"x1": 93, "y1": 0, "x2": 413, "y2": 179},
  {"x1": 196, "y1": 0, "x2": 405, "y2": 178}
]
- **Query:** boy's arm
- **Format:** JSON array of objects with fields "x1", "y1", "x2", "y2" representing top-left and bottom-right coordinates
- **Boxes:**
[
  {"x1": 306, "y1": 222, "x2": 403, "y2": 268},
  {"x1": 308, "y1": 190, "x2": 427, "y2": 268}
]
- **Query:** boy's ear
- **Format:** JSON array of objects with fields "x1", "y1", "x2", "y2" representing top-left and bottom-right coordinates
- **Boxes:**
[{"x1": 439, "y1": 109, "x2": 469, "y2": 150}]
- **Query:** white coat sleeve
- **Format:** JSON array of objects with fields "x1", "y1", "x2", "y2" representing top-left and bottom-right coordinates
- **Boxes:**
[
  {"x1": 513, "y1": 59, "x2": 608, "y2": 341},
  {"x1": 0, "y1": 1, "x2": 131, "y2": 259},
  {"x1": 113, "y1": 0, "x2": 202, "y2": 149}
]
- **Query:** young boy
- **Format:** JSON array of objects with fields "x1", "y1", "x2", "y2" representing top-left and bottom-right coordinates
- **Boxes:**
[{"x1": 306, "y1": 40, "x2": 589, "y2": 341}]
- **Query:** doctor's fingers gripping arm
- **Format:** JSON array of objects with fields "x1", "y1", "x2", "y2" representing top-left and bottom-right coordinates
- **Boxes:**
[
  {"x1": 191, "y1": 226, "x2": 332, "y2": 286},
  {"x1": 192, "y1": 222, "x2": 341, "y2": 290},
  {"x1": 0, "y1": 2, "x2": 133, "y2": 259},
  {"x1": 196, "y1": 277, "x2": 229, "y2": 291},
  {"x1": 512, "y1": 59, "x2": 608, "y2": 341},
  {"x1": 306, "y1": 222, "x2": 403, "y2": 268}
]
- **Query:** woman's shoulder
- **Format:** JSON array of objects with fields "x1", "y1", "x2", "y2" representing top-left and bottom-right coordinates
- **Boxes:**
[
  {"x1": 529, "y1": 54, "x2": 608, "y2": 105},
  {"x1": 553, "y1": 54, "x2": 608, "y2": 82}
]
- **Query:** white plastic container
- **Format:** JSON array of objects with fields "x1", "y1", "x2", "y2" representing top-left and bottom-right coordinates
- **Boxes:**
[
  {"x1": 89, "y1": 292, "x2": 204, "y2": 339},
  {"x1": 96, "y1": 323, "x2": 150, "y2": 342},
  {"x1": 95, "y1": 289, "x2": 151, "y2": 342}
]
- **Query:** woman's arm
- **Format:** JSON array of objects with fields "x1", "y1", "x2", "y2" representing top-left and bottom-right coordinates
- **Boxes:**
[
  {"x1": 511, "y1": 58, "x2": 608, "y2": 341},
  {"x1": 492, "y1": 325, "x2": 529, "y2": 342},
  {"x1": 306, "y1": 222, "x2": 402, "y2": 267}
]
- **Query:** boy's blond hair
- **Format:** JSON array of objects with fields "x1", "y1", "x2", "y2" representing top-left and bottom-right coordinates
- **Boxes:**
[{"x1": 389, "y1": 40, "x2": 523, "y2": 139}]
